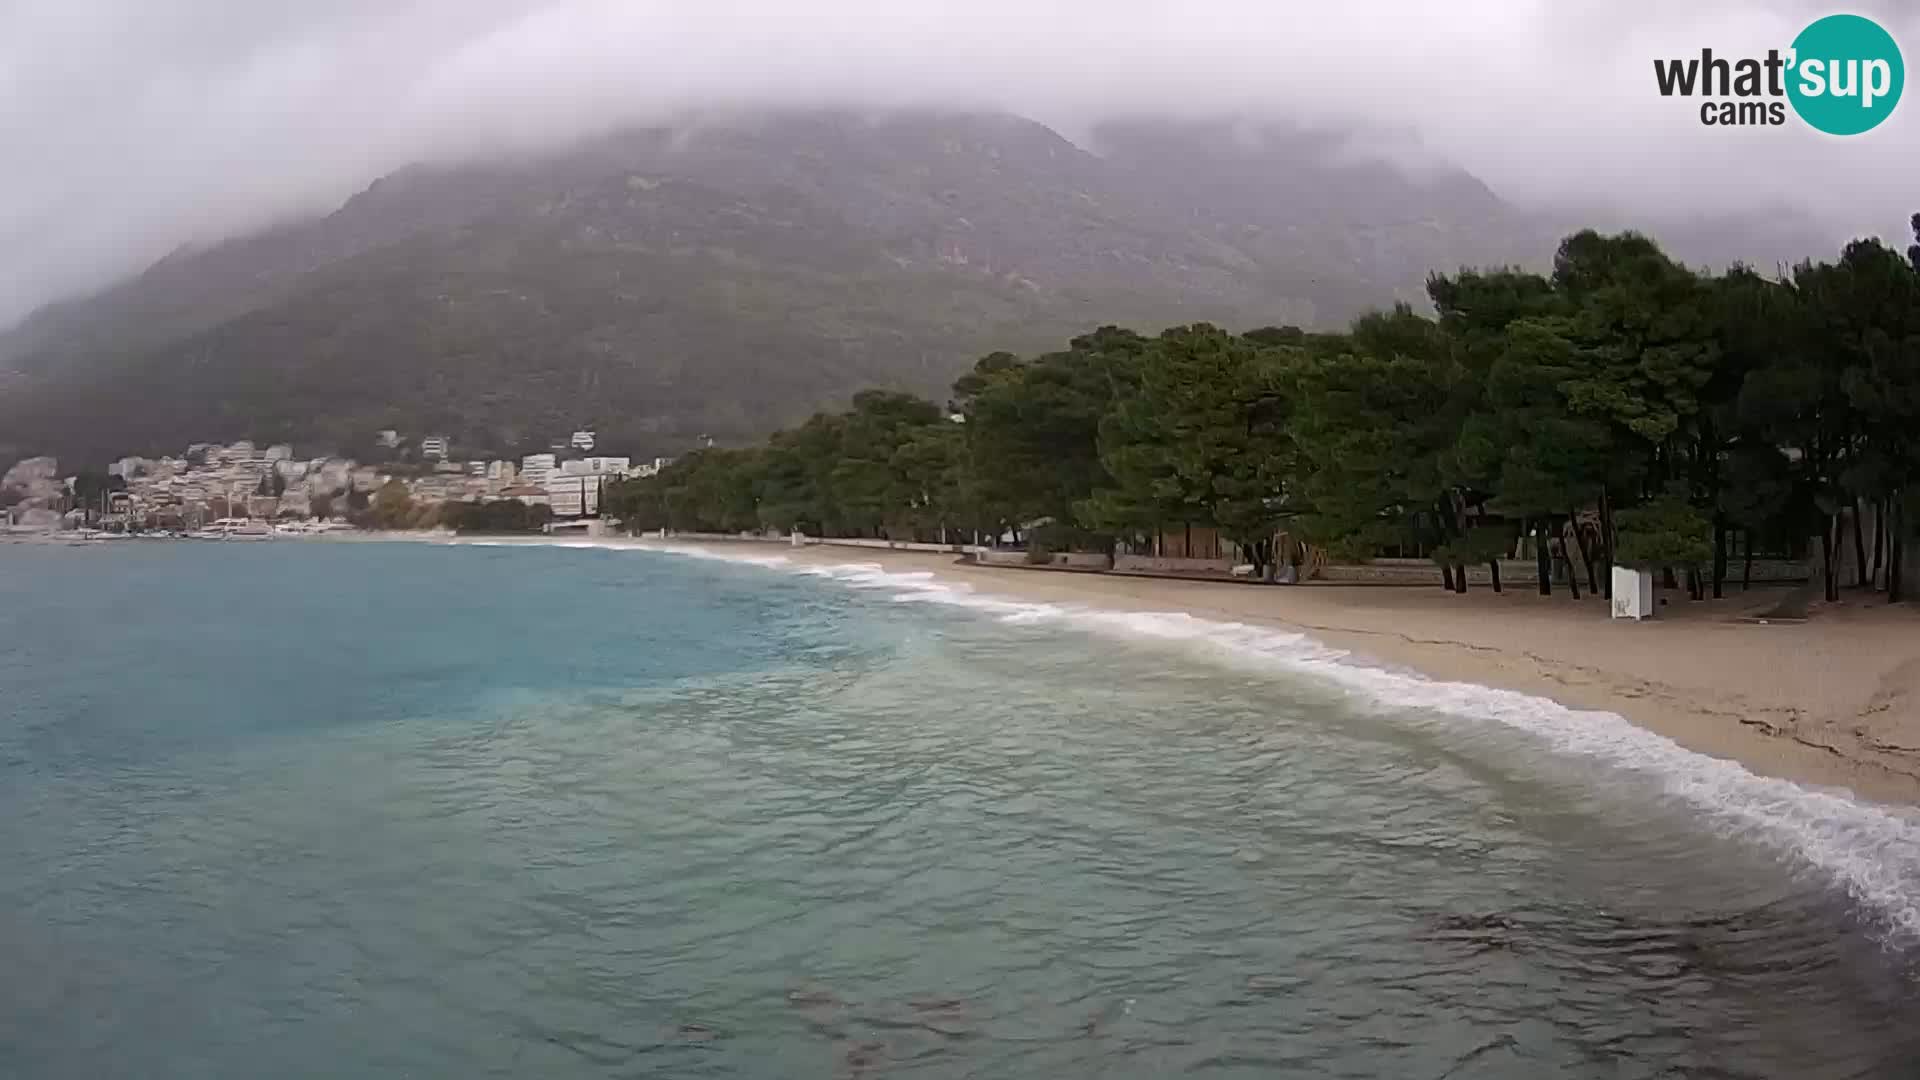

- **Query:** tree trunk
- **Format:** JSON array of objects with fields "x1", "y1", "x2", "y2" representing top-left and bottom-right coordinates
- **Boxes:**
[
  {"x1": 1535, "y1": 518, "x2": 1552, "y2": 596},
  {"x1": 1441, "y1": 562, "x2": 1457, "y2": 592},
  {"x1": 1890, "y1": 498, "x2": 1905, "y2": 603},
  {"x1": 1871, "y1": 498, "x2": 1886, "y2": 591},
  {"x1": 1489, "y1": 559, "x2": 1503, "y2": 593},
  {"x1": 1455, "y1": 561, "x2": 1469, "y2": 594},
  {"x1": 1565, "y1": 513, "x2": 1590, "y2": 600},
  {"x1": 1662, "y1": 567, "x2": 1678, "y2": 591},
  {"x1": 1819, "y1": 519, "x2": 1838, "y2": 604},
  {"x1": 1712, "y1": 516, "x2": 1726, "y2": 599},
  {"x1": 1598, "y1": 490, "x2": 1616, "y2": 601},
  {"x1": 1852, "y1": 498, "x2": 1871, "y2": 589},
  {"x1": 1743, "y1": 528, "x2": 1754, "y2": 591}
]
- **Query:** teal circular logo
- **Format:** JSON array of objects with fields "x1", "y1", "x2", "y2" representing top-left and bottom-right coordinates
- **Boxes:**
[{"x1": 1787, "y1": 14, "x2": 1904, "y2": 135}]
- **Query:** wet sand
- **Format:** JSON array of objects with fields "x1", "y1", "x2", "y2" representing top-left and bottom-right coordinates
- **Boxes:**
[{"x1": 747, "y1": 542, "x2": 1920, "y2": 806}]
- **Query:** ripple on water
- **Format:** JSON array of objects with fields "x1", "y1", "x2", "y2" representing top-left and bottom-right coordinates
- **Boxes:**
[{"x1": 0, "y1": 539, "x2": 1916, "y2": 1078}]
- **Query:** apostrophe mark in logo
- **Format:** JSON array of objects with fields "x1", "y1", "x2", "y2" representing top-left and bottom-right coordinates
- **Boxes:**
[{"x1": 1787, "y1": 14, "x2": 1904, "y2": 135}]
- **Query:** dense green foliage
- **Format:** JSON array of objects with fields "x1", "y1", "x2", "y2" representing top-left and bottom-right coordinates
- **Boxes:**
[
  {"x1": 611, "y1": 225, "x2": 1920, "y2": 603},
  {"x1": 346, "y1": 481, "x2": 553, "y2": 532},
  {"x1": 1613, "y1": 497, "x2": 1715, "y2": 572},
  {"x1": 439, "y1": 499, "x2": 554, "y2": 534}
]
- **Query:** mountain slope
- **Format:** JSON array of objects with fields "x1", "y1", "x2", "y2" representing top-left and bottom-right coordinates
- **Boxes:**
[{"x1": 0, "y1": 110, "x2": 1837, "y2": 466}]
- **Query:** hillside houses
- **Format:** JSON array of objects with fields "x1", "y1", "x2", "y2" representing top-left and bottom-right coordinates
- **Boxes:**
[{"x1": 7, "y1": 433, "x2": 675, "y2": 530}]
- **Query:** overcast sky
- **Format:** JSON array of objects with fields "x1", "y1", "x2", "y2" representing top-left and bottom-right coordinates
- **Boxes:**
[{"x1": 3, "y1": 0, "x2": 1916, "y2": 327}]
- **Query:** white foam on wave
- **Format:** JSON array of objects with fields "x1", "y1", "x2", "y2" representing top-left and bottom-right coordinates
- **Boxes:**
[{"x1": 463, "y1": 537, "x2": 1920, "y2": 944}]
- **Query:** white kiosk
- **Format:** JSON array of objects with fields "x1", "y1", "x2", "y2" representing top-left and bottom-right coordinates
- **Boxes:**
[{"x1": 1610, "y1": 565, "x2": 1655, "y2": 619}]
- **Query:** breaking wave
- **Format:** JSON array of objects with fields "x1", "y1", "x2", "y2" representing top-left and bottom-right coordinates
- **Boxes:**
[{"x1": 456, "y1": 536, "x2": 1920, "y2": 947}]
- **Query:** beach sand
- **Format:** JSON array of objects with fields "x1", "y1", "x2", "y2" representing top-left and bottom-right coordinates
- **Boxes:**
[{"x1": 732, "y1": 542, "x2": 1920, "y2": 806}]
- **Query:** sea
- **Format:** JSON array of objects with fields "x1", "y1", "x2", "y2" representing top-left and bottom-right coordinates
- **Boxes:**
[{"x1": 3, "y1": 537, "x2": 1919, "y2": 1078}]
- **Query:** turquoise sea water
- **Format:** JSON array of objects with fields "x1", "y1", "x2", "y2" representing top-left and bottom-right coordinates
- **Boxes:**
[{"x1": 3, "y1": 539, "x2": 1919, "y2": 1078}]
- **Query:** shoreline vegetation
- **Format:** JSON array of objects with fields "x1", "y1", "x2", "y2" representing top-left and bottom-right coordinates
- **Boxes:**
[{"x1": 604, "y1": 224, "x2": 1920, "y2": 606}]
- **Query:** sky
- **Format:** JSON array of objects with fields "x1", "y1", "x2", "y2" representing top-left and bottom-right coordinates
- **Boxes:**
[{"x1": 2, "y1": 0, "x2": 1917, "y2": 327}]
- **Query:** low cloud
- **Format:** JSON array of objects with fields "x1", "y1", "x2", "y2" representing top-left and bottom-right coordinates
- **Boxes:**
[{"x1": 3, "y1": 0, "x2": 1915, "y2": 325}]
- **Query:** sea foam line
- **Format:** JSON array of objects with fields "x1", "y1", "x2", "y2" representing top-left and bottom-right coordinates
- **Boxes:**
[{"x1": 461, "y1": 536, "x2": 1920, "y2": 945}]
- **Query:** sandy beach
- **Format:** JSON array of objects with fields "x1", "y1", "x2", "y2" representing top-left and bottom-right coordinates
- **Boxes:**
[{"x1": 658, "y1": 539, "x2": 1920, "y2": 806}]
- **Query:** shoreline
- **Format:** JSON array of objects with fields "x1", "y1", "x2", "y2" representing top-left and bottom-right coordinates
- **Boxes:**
[
  {"x1": 635, "y1": 537, "x2": 1920, "y2": 807},
  {"x1": 85, "y1": 528, "x2": 1917, "y2": 807}
]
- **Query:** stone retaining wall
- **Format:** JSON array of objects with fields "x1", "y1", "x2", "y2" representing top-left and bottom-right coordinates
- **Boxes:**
[
  {"x1": 647, "y1": 530, "x2": 1813, "y2": 588},
  {"x1": 811, "y1": 537, "x2": 977, "y2": 554},
  {"x1": 977, "y1": 549, "x2": 1110, "y2": 569},
  {"x1": 1113, "y1": 554, "x2": 1236, "y2": 575},
  {"x1": 1314, "y1": 556, "x2": 1809, "y2": 586}
]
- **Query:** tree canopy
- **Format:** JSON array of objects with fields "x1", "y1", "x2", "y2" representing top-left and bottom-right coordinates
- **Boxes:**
[{"x1": 607, "y1": 223, "x2": 1920, "y2": 603}]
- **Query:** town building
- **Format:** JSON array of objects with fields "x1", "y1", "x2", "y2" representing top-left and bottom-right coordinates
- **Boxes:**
[
  {"x1": 581, "y1": 455, "x2": 631, "y2": 475},
  {"x1": 519, "y1": 453, "x2": 557, "y2": 487},
  {"x1": 547, "y1": 475, "x2": 602, "y2": 517}
]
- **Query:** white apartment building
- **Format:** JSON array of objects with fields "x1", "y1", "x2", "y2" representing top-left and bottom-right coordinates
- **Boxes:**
[
  {"x1": 581, "y1": 455, "x2": 631, "y2": 475},
  {"x1": 421, "y1": 435, "x2": 450, "y2": 461},
  {"x1": 546, "y1": 474, "x2": 602, "y2": 517},
  {"x1": 569, "y1": 430, "x2": 596, "y2": 451},
  {"x1": 519, "y1": 453, "x2": 557, "y2": 487}
]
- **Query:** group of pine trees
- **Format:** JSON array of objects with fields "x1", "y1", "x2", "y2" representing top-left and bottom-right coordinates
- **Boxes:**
[{"x1": 606, "y1": 224, "x2": 1920, "y2": 603}]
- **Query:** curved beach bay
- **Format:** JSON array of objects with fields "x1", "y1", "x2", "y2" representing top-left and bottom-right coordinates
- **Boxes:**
[{"x1": 3, "y1": 539, "x2": 1917, "y2": 1077}]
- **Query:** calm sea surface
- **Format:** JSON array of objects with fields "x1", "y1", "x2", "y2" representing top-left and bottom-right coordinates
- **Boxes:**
[{"x1": 3, "y1": 539, "x2": 1919, "y2": 1078}]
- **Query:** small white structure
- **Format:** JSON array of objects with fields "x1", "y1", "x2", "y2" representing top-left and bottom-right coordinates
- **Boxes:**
[{"x1": 1611, "y1": 565, "x2": 1655, "y2": 620}]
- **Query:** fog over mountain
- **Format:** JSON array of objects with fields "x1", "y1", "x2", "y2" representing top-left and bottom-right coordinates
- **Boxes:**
[
  {"x1": 5, "y1": 0, "x2": 1916, "y2": 325},
  {"x1": 0, "y1": 3, "x2": 1913, "y2": 465}
]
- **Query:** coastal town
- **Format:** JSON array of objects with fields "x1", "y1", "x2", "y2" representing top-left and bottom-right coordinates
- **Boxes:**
[{"x1": 0, "y1": 427, "x2": 674, "y2": 536}]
